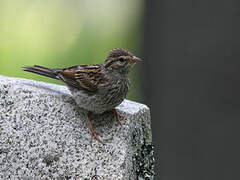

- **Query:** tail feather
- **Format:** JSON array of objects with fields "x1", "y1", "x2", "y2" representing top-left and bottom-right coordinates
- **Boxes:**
[{"x1": 22, "y1": 65, "x2": 59, "y2": 80}]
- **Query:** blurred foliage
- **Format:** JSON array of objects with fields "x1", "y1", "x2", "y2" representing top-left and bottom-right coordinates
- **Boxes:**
[{"x1": 0, "y1": 0, "x2": 143, "y2": 101}]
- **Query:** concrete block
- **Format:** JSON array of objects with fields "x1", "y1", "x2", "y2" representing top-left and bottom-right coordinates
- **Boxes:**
[{"x1": 0, "y1": 75, "x2": 154, "y2": 179}]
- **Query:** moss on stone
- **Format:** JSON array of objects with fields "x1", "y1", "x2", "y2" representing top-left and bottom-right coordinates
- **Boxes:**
[{"x1": 134, "y1": 123, "x2": 155, "y2": 180}]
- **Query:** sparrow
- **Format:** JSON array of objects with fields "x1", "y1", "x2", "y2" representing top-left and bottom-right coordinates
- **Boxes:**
[{"x1": 22, "y1": 48, "x2": 142, "y2": 143}]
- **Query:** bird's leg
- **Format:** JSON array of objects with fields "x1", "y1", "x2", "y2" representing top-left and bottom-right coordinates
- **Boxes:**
[
  {"x1": 112, "y1": 109, "x2": 123, "y2": 125},
  {"x1": 86, "y1": 112, "x2": 103, "y2": 143}
]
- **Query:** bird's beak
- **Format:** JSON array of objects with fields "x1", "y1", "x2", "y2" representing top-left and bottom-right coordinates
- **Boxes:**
[{"x1": 129, "y1": 56, "x2": 142, "y2": 65}]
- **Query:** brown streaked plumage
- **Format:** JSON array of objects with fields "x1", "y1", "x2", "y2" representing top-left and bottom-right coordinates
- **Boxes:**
[
  {"x1": 22, "y1": 48, "x2": 142, "y2": 143},
  {"x1": 74, "y1": 66, "x2": 108, "y2": 92}
]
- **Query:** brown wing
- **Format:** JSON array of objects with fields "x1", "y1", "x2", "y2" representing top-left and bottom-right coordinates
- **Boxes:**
[{"x1": 59, "y1": 65, "x2": 108, "y2": 92}]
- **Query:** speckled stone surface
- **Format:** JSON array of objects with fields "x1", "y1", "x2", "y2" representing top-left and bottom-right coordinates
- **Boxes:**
[{"x1": 0, "y1": 75, "x2": 154, "y2": 179}]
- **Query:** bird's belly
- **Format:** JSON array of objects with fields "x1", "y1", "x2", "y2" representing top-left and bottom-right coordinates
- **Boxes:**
[
  {"x1": 69, "y1": 81, "x2": 129, "y2": 114},
  {"x1": 72, "y1": 92, "x2": 124, "y2": 114}
]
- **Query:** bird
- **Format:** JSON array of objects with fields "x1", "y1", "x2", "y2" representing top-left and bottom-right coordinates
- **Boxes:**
[{"x1": 22, "y1": 48, "x2": 142, "y2": 143}]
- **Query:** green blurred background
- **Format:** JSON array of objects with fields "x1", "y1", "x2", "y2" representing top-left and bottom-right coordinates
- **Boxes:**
[{"x1": 0, "y1": 0, "x2": 143, "y2": 102}]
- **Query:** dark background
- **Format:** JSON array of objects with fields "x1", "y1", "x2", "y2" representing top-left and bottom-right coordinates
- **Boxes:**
[{"x1": 143, "y1": 0, "x2": 240, "y2": 179}]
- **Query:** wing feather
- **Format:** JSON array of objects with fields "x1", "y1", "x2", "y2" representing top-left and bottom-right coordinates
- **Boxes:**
[{"x1": 60, "y1": 65, "x2": 108, "y2": 92}]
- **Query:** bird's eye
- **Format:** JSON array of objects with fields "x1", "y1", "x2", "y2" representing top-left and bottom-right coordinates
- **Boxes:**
[{"x1": 118, "y1": 57, "x2": 125, "y2": 62}]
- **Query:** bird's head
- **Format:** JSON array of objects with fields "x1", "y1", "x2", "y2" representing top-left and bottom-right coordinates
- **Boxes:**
[{"x1": 104, "y1": 48, "x2": 142, "y2": 76}]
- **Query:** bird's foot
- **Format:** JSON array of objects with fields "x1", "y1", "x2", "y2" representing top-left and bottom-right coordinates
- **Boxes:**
[
  {"x1": 112, "y1": 109, "x2": 123, "y2": 125},
  {"x1": 86, "y1": 112, "x2": 103, "y2": 143}
]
